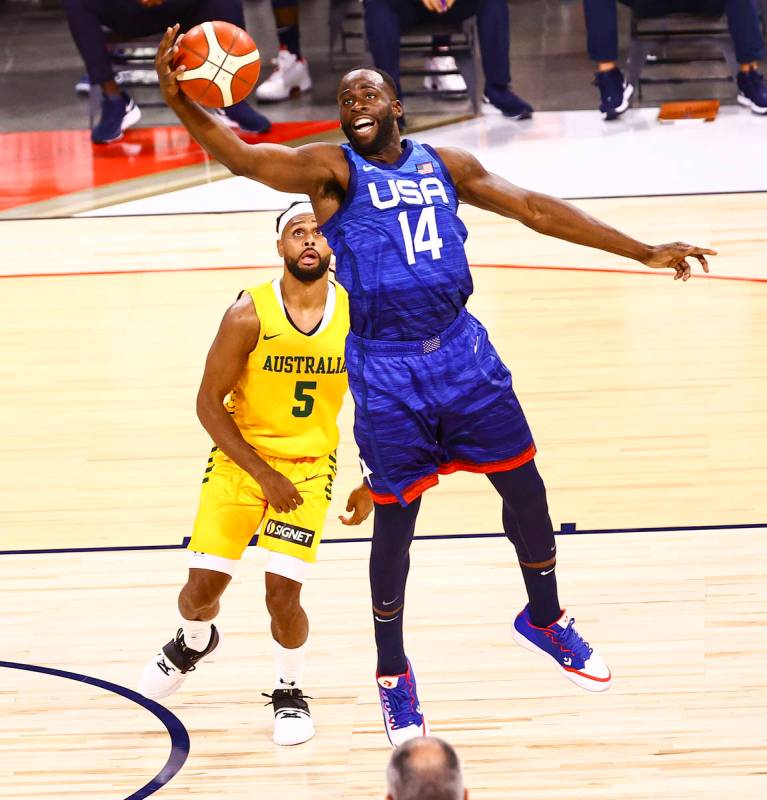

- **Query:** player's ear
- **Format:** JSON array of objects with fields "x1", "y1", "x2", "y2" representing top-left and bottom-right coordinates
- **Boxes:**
[
  {"x1": 276, "y1": 238, "x2": 284, "y2": 258},
  {"x1": 392, "y1": 99, "x2": 403, "y2": 119}
]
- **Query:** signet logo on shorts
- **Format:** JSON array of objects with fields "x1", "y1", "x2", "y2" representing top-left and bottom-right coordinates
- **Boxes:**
[{"x1": 264, "y1": 519, "x2": 315, "y2": 547}]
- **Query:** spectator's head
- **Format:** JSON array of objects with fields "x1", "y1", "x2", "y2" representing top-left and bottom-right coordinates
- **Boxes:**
[
  {"x1": 337, "y1": 67, "x2": 402, "y2": 156},
  {"x1": 385, "y1": 737, "x2": 468, "y2": 800}
]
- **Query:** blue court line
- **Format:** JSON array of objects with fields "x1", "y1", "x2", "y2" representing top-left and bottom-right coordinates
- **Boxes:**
[
  {"x1": 0, "y1": 543, "x2": 186, "y2": 556},
  {"x1": 2, "y1": 522, "x2": 765, "y2": 556},
  {"x1": 0, "y1": 660, "x2": 190, "y2": 800}
]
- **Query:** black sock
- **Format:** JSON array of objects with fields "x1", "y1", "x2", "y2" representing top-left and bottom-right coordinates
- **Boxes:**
[
  {"x1": 488, "y1": 461, "x2": 562, "y2": 628},
  {"x1": 373, "y1": 602, "x2": 407, "y2": 676},
  {"x1": 370, "y1": 498, "x2": 421, "y2": 676},
  {"x1": 518, "y1": 560, "x2": 561, "y2": 628}
]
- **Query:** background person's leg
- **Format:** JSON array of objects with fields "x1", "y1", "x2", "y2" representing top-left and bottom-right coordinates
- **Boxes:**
[
  {"x1": 583, "y1": 0, "x2": 634, "y2": 119},
  {"x1": 363, "y1": 0, "x2": 421, "y2": 98},
  {"x1": 444, "y1": 0, "x2": 533, "y2": 117},
  {"x1": 724, "y1": 1, "x2": 767, "y2": 113},
  {"x1": 256, "y1": 0, "x2": 312, "y2": 102},
  {"x1": 583, "y1": 0, "x2": 620, "y2": 65}
]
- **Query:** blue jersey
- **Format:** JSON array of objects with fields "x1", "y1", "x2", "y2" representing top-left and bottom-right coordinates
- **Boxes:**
[{"x1": 321, "y1": 139, "x2": 473, "y2": 341}]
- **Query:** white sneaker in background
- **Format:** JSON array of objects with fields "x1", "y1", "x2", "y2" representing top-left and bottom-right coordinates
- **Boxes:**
[
  {"x1": 255, "y1": 48, "x2": 312, "y2": 102},
  {"x1": 423, "y1": 55, "x2": 467, "y2": 94}
]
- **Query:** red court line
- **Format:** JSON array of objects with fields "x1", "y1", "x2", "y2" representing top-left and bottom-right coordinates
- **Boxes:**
[{"x1": 1, "y1": 262, "x2": 765, "y2": 283}]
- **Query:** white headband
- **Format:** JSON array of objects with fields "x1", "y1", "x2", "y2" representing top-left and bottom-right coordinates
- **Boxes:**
[{"x1": 276, "y1": 201, "x2": 315, "y2": 237}]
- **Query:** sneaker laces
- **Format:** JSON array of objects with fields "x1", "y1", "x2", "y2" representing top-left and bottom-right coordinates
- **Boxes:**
[
  {"x1": 168, "y1": 630, "x2": 197, "y2": 671},
  {"x1": 379, "y1": 683, "x2": 422, "y2": 730},
  {"x1": 261, "y1": 689, "x2": 314, "y2": 719},
  {"x1": 558, "y1": 618, "x2": 593, "y2": 662}
]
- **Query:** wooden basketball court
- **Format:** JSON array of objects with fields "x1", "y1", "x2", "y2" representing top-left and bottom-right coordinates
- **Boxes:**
[{"x1": 1, "y1": 195, "x2": 765, "y2": 799}]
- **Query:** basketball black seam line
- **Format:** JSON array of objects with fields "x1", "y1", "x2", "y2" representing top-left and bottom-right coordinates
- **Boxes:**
[
  {"x1": 178, "y1": 39, "x2": 211, "y2": 68},
  {"x1": 220, "y1": 29, "x2": 258, "y2": 85},
  {"x1": 204, "y1": 29, "x2": 253, "y2": 102}
]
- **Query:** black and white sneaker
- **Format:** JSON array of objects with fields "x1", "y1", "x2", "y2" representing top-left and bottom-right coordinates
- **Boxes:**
[
  {"x1": 594, "y1": 67, "x2": 634, "y2": 121},
  {"x1": 138, "y1": 625, "x2": 220, "y2": 700},
  {"x1": 262, "y1": 685, "x2": 315, "y2": 746}
]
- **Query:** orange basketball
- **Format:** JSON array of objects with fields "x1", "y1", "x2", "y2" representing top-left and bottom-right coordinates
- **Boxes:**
[{"x1": 174, "y1": 21, "x2": 261, "y2": 108}]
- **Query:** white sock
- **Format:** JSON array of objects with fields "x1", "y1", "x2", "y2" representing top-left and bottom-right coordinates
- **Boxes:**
[
  {"x1": 182, "y1": 619, "x2": 212, "y2": 652},
  {"x1": 273, "y1": 638, "x2": 307, "y2": 691}
]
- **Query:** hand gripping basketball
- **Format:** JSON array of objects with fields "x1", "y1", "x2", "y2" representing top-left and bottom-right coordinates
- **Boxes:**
[
  {"x1": 156, "y1": 22, "x2": 261, "y2": 108},
  {"x1": 173, "y1": 20, "x2": 261, "y2": 107}
]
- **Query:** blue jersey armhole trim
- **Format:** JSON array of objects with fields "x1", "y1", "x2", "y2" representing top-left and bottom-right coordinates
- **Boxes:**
[
  {"x1": 422, "y1": 143, "x2": 459, "y2": 208},
  {"x1": 321, "y1": 144, "x2": 358, "y2": 235}
]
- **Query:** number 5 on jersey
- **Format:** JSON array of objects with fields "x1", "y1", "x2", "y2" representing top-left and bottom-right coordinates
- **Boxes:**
[
  {"x1": 293, "y1": 380, "x2": 317, "y2": 418},
  {"x1": 398, "y1": 207, "x2": 443, "y2": 266}
]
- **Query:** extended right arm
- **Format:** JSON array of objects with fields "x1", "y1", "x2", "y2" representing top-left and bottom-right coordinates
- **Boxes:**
[{"x1": 156, "y1": 25, "x2": 337, "y2": 195}]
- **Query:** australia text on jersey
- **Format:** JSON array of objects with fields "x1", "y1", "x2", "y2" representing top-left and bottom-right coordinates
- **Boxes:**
[{"x1": 262, "y1": 354, "x2": 347, "y2": 375}]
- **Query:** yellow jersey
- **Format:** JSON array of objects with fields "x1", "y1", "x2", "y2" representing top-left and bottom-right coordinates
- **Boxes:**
[{"x1": 227, "y1": 279, "x2": 349, "y2": 460}]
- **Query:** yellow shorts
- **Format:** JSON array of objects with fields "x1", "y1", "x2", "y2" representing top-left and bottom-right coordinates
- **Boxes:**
[{"x1": 188, "y1": 447, "x2": 337, "y2": 563}]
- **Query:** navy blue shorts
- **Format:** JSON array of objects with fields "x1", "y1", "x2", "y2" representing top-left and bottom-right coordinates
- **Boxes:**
[{"x1": 346, "y1": 309, "x2": 536, "y2": 505}]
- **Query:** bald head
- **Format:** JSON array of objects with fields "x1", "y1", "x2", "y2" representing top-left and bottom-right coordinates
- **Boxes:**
[
  {"x1": 385, "y1": 737, "x2": 466, "y2": 800},
  {"x1": 337, "y1": 67, "x2": 398, "y2": 100}
]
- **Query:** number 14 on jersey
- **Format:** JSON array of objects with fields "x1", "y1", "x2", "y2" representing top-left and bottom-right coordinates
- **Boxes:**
[{"x1": 398, "y1": 207, "x2": 444, "y2": 265}]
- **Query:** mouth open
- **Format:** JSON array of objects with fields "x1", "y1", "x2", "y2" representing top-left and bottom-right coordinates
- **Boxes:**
[
  {"x1": 352, "y1": 116, "x2": 376, "y2": 135},
  {"x1": 300, "y1": 249, "x2": 319, "y2": 265}
]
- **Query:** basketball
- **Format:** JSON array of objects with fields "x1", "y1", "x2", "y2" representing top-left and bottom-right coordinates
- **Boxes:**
[{"x1": 174, "y1": 21, "x2": 261, "y2": 108}]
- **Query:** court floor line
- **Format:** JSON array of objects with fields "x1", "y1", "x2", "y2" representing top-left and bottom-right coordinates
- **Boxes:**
[
  {"x1": 0, "y1": 660, "x2": 190, "y2": 800},
  {"x1": 2, "y1": 522, "x2": 765, "y2": 557},
  {"x1": 0, "y1": 262, "x2": 763, "y2": 284}
]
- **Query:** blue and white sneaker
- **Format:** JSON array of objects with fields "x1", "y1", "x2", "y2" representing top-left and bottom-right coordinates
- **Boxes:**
[
  {"x1": 483, "y1": 84, "x2": 534, "y2": 120},
  {"x1": 92, "y1": 92, "x2": 141, "y2": 144},
  {"x1": 513, "y1": 606, "x2": 612, "y2": 692},
  {"x1": 214, "y1": 101, "x2": 271, "y2": 133},
  {"x1": 377, "y1": 659, "x2": 429, "y2": 747},
  {"x1": 594, "y1": 67, "x2": 634, "y2": 121},
  {"x1": 737, "y1": 69, "x2": 767, "y2": 115}
]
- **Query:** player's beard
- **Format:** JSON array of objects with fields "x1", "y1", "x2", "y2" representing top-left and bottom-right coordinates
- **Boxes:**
[
  {"x1": 342, "y1": 109, "x2": 396, "y2": 156},
  {"x1": 285, "y1": 252, "x2": 332, "y2": 283}
]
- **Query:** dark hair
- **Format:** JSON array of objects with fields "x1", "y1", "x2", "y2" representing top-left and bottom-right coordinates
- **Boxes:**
[
  {"x1": 386, "y1": 737, "x2": 463, "y2": 800},
  {"x1": 339, "y1": 66, "x2": 399, "y2": 99}
]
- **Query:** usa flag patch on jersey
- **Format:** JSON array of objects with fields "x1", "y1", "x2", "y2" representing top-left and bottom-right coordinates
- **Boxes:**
[{"x1": 416, "y1": 161, "x2": 434, "y2": 175}]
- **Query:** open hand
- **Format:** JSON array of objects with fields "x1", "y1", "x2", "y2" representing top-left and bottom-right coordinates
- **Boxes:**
[
  {"x1": 642, "y1": 242, "x2": 716, "y2": 282},
  {"x1": 339, "y1": 484, "x2": 374, "y2": 526},
  {"x1": 155, "y1": 24, "x2": 185, "y2": 103},
  {"x1": 255, "y1": 466, "x2": 304, "y2": 514}
]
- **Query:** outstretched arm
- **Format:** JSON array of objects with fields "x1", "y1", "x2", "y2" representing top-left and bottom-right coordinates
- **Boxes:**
[
  {"x1": 156, "y1": 25, "x2": 341, "y2": 196},
  {"x1": 439, "y1": 147, "x2": 715, "y2": 281}
]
